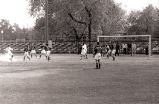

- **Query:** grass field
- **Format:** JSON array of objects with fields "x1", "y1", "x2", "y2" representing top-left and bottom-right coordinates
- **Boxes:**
[{"x1": 0, "y1": 54, "x2": 159, "y2": 104}]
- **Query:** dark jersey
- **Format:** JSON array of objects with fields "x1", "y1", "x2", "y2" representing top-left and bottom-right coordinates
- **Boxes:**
[
  {"x1": 94, "y1": 45, "x2": 102, "y2": 54},
  {"x1": 24, "y1": 47, "x2": 29, "y2": 52},
  {"x1": 116, "y1": 44, "x2": 120, "y2": 50}
]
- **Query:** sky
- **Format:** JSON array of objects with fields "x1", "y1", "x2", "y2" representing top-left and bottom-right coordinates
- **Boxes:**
[
  {"x1": 0, "y1": 0, "x2": 159, "y2": 28},
  {"x1": 0, "y1": 0, "x2": 35, "y2": 28},
  {"x1": 114, "y1": 0, "x2": 159, "y2": 14}
]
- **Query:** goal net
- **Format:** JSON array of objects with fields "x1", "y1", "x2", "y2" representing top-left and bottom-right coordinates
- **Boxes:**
[{"x1": 97, "y1": 35, "x2": 152, "y2": 57}]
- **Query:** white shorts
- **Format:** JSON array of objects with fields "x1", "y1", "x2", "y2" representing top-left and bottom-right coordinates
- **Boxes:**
[
  {"x1": 81, "y1": 49, "x2": 87, "y2": 55},
  {"x1": 107, "y1": 50, "x2": 112, "y2": 55},
  {"x1": 31, "y1": 50, "x2": 36, "y2": 54},
  {"x1": 41, "y1": 50, "x2": 46, "y2": 54},
  {"x1": 95, "y1": 53, "x2": 101, "y2": 60},
  {"x1": 24, "y1": 52, "x2": 29, "y2": 56},
  {"x1": 46, "y1": 51, "x2": 51, "y2": 56},
  {"x1": 112, "y1": 50, "x2": 116, "y2": 55},
  {"x1": 7, "y1": 51, "x2": 13, "y2": 56}
]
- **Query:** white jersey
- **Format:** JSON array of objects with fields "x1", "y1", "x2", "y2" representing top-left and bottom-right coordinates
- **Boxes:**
[
  {"x1": 5, "y1": 47, "x2": 13, "y2": 56},
  {"x1": 46, "y1": 50, "x2": 51, "y2": 56},
  {"x1": 31, "y1": 50, "x2": 36, "y2": 54},
  {"x1": 41, "y1": 49, "x2": 46, "y2": 54},
  {"x1": 111, "y1": 49, "x2": 116, "y2": 55},
  {"x1": 81, "y1": 44, "x2": 87, "y2": 55}
]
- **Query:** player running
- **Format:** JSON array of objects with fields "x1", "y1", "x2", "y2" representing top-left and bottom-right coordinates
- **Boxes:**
[
  {"x1": 80, "y1": 43, "x2": 88, "y2": 60},
  {"x1": 4, "y1": 45, "x2": 14, "y2": 61},
  {"x1": 94, "y1": 42, "x2": 102, "y2": 69},
  {"x1": 106, "y1": 44, "x2": 111, "y2": 59},
  {"x1": 23, "y1": 45, "x2": 31, "y2": 61},
  {"x1": 30, "y1": 46, "x2": 37, "y2": 58},
  {"x1": 45, "y1": 44, "x2": 51, "y2": 61},
  {"x1": 111, "y1": 48, "x2": 116, "y2": 61},
  {"x1": 39, "y1": 45, "x2": 47, "y2": 59}
]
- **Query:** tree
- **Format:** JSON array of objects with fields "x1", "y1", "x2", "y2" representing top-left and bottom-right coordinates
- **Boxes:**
[
  {"x1": 0, "y1": 19, "x2": 16, "y2": 41},
  {"x1": 126, "y1": 5, "x2": 158, "y2": 37},
  {"x1": 152, "y1": 8, "x2": 159, "y2": 38},
  {"x1": 28, "y1": 0, "x2": 125, "y2": 52},
  {"x1": 126, "y1": 11, "x2": 142, "y2": 35}
]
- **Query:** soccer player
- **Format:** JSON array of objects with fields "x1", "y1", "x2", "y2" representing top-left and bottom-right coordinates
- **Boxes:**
[
  {"x1": 94, "y1": 42, "x2": 102, "y2": 69},
  {"x1": 80, "y1": 43, "x2": 88, "y2": 60},
  {"x1": 4, "y1": 45, "x2": 14, "y2": 61},
  {"x1": 106, "y1": 44, "x2": 111, "y2": 59},
  {"x1": 115, "y1": 42, "x2": 120, "y2": 56},
  {"x1": 23, "y1": 45, "x2": 30, "y2": 61},
  {"x1": 111, "y1": 48, "x2": 116, "y2": 61},
  {"x1": 30, "y1": 46, "x2": 37, "y2": 58},
  {"x1": 132, "y1": 43, "x2": 136, "y2": 55},
  {"x1": 45, "y1": 44, "x2": 51, "y2": 61},
  {"x1": 39, "y1": 45, "x2": 47, "y2": 59}
]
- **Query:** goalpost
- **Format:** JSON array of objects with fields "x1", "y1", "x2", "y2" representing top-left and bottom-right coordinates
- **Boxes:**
[{"x1": 97, "y1": 35, "x2": 152, "y2": 57}]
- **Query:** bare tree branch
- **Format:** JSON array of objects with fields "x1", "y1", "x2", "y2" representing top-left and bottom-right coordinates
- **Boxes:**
[{"x1": 68, "y1": 13, "x2": 87, "y2": 25}]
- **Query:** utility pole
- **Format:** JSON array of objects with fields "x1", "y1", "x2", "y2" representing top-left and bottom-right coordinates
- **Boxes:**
[{"x1": 45, "y1": 0, "x2": 49, "y2": 42}]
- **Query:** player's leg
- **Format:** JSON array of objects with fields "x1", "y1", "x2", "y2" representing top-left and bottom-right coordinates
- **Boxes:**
[
  {"x1": 46, "y1": 51, "x2": 51, "y2": 61},
  {"x1": 112, "y1": 53, "x2": 115, "y2": 61},
  {"x1": 95, "y1": 53, "x2": 99, "y2": 69},
  {"x1": 85, "y1": 52, "x2": 88, "y2": 59},
  {"x1": 80, "y1": 54, "x2": 83, "y2": 60},
  {"x1": 9, "y1": 52, "x2": 13, "y2": 61},
  {"x1": 80, "y1": 49, "x2": 84, "y2": 60},
  {"x1": 98, "y1": 59, "x2": 101, "y2": 69},
  {"x1": 30, "y1": 50, "x2": 32, "y2": 58},
  {"x1": 23, "y1": 53, "x2": 26, "y2": 61},
  {"x1": 107, "y1": 51, "x2": 110, "y2": 59},
  {"x1": 27, "y1": 53, "x2": 30, "y2": 60},
  {"x1": 10, "y1": 54, "x2": 14, "y2": 61},
  {"x1": 23, "y1": 56, "x2": 25, "y2": 61},
  {"x1": 45, "y1": 54, "x2": 47, "y2": 59},
  {"x1": 35, "y1": 51, "x2": 37, "y2": 58},
  {"x1": 47, "y1": 55, "x2": 50, "y2": 61},
  {"x1": 39, "y1": 54, "x2": 41, "y2": 58},
  {"x1": 96, "y1": 60, "x2": 98, "y2": 69}
]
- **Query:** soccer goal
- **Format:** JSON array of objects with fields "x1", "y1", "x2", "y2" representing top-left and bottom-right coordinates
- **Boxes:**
[{"x1": 97, "y1": 35, "x2": 152, "y2": 57}]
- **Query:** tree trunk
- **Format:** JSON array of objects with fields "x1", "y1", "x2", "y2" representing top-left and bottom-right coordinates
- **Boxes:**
[{"x1": 88, "y1": 18, "x2": 92, "y2": 53}]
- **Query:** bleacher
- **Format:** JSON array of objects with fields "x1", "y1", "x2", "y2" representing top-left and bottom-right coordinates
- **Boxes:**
[
  {"x1": 1, "y1": 40, "x2": 159, "y2": 54},
  {"x1": 0, "y1": 41, "x2": 79, "y2": 54}
]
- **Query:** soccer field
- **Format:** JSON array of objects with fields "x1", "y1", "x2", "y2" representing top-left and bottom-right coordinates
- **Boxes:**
[{"x1": 0, "y1": 54, "x2": 159, "y2": 104}]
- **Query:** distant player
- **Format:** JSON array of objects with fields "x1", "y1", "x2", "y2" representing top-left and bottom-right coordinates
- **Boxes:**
[
  {"x1": 94, "y1": 42, "x2": 102, "y2": 69},
  {"x1": 132, "y1": 43, "x2": 136, "y2": 55},
  {"x1": 115, "y1": 42, "x2": 120, "y2": 56},
  {"x1": 23, "y1": 46, "x2": 30, "y2": 61},
  {"x1": 80, "y1": 43, "x2": 88, "y2": 60},
  {"x1": 111, "y1": 48, "x2": 116, "y2": 61},
  {"x1": 4, "y1": 45, "x2": 14, "y2": 61},
  {"x1": 106, "y1": 45, "x2": 111, "y2": 59},
  {"x1": 39, "y1": 45, "x2": 47, "y2": 59},
  {"x1": 30, "y1": 46, "x2": 37, "y2": 58},
  {"x1": 45, "y1": 44, "x2": 51, "y2": 61}
]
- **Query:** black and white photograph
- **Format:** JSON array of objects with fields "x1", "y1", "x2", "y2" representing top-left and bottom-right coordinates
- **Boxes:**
[{"x1": 0, "y1": 0, "x2": 159, "y2": 104}]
